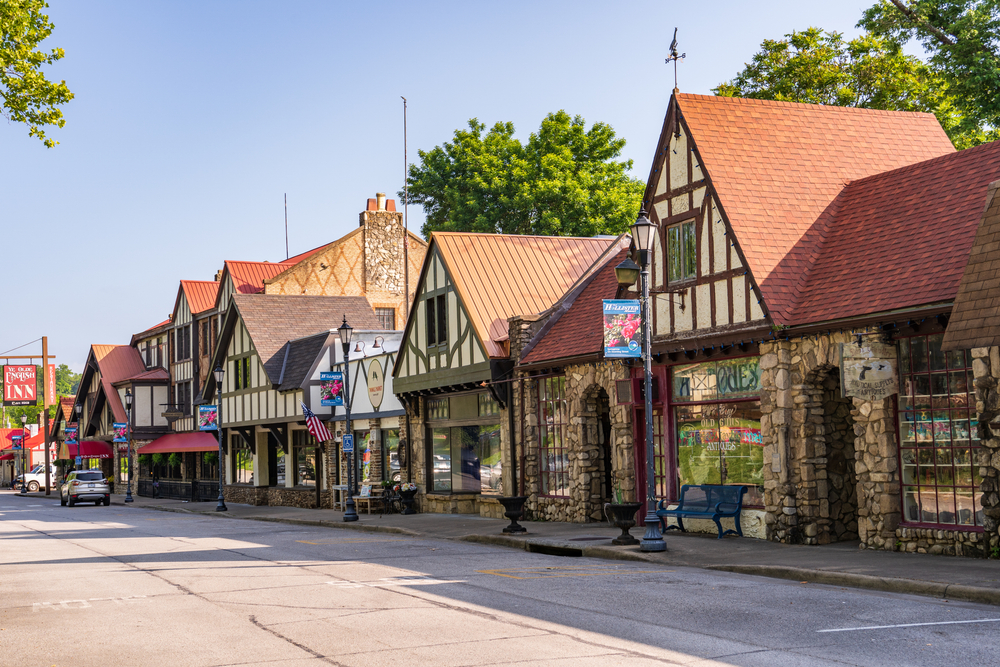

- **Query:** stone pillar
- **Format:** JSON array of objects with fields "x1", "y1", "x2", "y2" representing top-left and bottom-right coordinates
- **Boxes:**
[{"x1": 971, "y1": 347, "x2": 1000, "y2": 555}]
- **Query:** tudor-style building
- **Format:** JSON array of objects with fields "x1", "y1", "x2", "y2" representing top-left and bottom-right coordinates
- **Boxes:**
[
  {"x1": 393, "y1": 232, "x2": 616, "y2": 515},
  {"x1": 512, "y1": 91, "x2": 1000, "y2": 556}
]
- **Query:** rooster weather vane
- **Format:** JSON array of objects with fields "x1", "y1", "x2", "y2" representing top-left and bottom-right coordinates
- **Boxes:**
[{"x1": 666, "y1": 28, "x2": 685, "y2": 92}]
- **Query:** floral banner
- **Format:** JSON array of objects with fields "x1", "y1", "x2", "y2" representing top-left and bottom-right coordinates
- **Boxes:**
[
  {"x1": 112, "y1": 423, "x2": 128, "y2": 443},
  {"x1": 320, "y1": 372, "x2": 344, "y2": 406},
  {"x1": 603, "y1": 300, "x2": 641, "y2": 358},
  {"x1": 198, "y1": 405, "x2": 219, "y2": 431},
  {"x1": 65, "y1": 426, "x2": 78, "y2": 445}
]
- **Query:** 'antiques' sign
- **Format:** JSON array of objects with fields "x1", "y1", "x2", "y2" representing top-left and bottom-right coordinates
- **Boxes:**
[
  {"x1": 840, "y1": 342, "x2": 898, "y2": 401},
  {"x1": 3, "y1": 365, "x2": 37, "y2": 406}
]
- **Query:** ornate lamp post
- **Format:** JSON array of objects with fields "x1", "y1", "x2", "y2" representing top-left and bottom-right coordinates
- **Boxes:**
[
  {"x1": 124, "y1": 389, "x2": 134, "y2": 503},
  {"x1": 213, "y1": 364, "x2": 228, "y2": 512},
  {"x1": 338, "y1": 316, "x2": 358, "y2": 522},
  {"x1": 74, "y1": 403, "x2": 83, "y2": 469},
  {"x1": 616, "y1": 209, "x2": 666, "y2": 553},
  {"x1": 19, "y1": 414, "x2": 28, "y2": 494}
]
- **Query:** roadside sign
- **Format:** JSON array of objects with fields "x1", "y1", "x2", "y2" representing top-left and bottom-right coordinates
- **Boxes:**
[{"x1": 342, "y1": 434, "x2": 354, "y2": 453}]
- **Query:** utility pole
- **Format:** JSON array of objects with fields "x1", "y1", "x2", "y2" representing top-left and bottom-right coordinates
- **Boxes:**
[{"x1": 42, "y1": 337, "x2": 51, "y2": 495}]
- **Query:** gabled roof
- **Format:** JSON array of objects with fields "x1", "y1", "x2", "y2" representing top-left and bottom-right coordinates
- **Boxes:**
[
  {"x1": 275, "y1": 331, "x2": 333, "y2": 392},
  {"x1": 230, "y1": 294, "x2": 379, "y2": 386},
  {"x1": 179, "y1": 280, "x2": 220, "y2": 315},
  {"x1": 432, "y1": 233, "x2": 616, "y2": 358},
  {"x1": 942, "y1": 180, "x2": 1000, "y2": 350},
  {"x1": 130, "y1": 319, "x2": 172, "y2": 346},
  {"x1": 668, "y1": 93, "x2": 955, "y2": 324},
  {"x1": 57, "y1": 395, "x2": 75, "y2": 422},
  {"x1": 789, "y1": 140, "x2": 1000, "y2": 324},
  {"x1": 88, "y1": 345, "x2": 147, "y2": 423},
  {"x1": 520, "y1": 248, "x2": 629, "y2": 366},
  {"x1": 225, "y1": 260, "x2": 295, "y2": 295}
]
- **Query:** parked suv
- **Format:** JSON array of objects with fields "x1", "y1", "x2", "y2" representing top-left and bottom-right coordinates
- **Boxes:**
[
  {"x1": 16, "y1": 464, "x2": 57, "y2": 492},
  {"x1": 60, "y1": 470, "x2": 111, "y2": 507}
]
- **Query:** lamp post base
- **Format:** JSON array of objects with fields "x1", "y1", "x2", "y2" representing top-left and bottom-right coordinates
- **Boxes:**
[
  {"x1": 216, "y1": 497, "x2": 228, "y2": 512},
  {"x1": 125, "y1": 493, "x2": 133, "y2": 503},
  {"x1": 344, "y1": 497, "x2": 359, "y2": 522},
  {"x1": 639, "y1": 511, "x2": 667, "y2": 552}
]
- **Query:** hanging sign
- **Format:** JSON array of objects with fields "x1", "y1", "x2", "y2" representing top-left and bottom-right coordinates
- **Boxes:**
[
  {"x1": 198, "y1": 405, "x2": 219, "y2": 431},
  {"x1": 65, "y1": 425, "x2": 78, "y2": 445},
  {"x1": 368, "y1": 360, "x2": 384, "y2": 410},
  {"x1": 112, "y1": 423, "x2": 128, "y2": 443},
  {"x1": 3, "y1": 365, "x2": 37, "y2": 406},
  {"x1": 840, "y1": 342, "x2": 898, "y2": 401},
  {"x1": 320, "y1": 372, "x2": 344, "y2": 406},
  {"x1": 11, "y1": 434, "x2": 22, "y2": 450},
  {"x1": 603, "y1": 300, "x2": 642, "y2": 358},
  {"x1": 46, "y1": 364, "x2": 56, "y2": 406}
]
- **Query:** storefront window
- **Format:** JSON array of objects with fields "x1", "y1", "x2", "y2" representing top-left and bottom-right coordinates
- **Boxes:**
[
  {"x1": 426, "y1": 391, "x2": 502, "y2": 494},
  {"x1": 539, "y1": 376, "x2": 569, "y2": 497},
  {"x1": 276, "y1": 446, "x2": 286, "y2": 486},
  {"x1": 118, "y1": 452, "x2": 128, "y2": 482},
  {"x1": 355, "y1": 431, "x2": 372, "y2": 482},
  {"x1": 231, "y1": 435, "x2": 252, "y2": 484},
  {"x1": 293, "y1": 430, "x2": 321, "y2": 488},
  {"x1": 431, "y1": 427, "x2": 451, "y2": 491},
  {"x1": 898, "y1": 334, "x2": 982, "y2": 528},
  {"x1": 382, "y1": 429, "x2": 400, "y2": 482},
  {"x1": 671, "y1": 359, "x2": 763, "y2": 506}
]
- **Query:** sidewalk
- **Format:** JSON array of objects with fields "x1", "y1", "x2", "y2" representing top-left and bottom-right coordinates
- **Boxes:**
[{"x1": 9, "y1": 489, "x2": 1000, "y2": 606}]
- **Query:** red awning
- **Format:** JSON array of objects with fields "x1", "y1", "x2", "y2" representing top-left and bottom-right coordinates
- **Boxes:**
[
  {"x1": 0, "y1": 454, "x2": 14, "y2": 461},
  {"x1": 139, "y1": 432, "x2": 219, "y2": 454},
  {"x1": 58, "y1": 440, "x2": 114, "y2": 460}
]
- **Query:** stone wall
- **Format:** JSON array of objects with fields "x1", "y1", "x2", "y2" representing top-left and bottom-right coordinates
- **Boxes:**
[{"x1": 967, "y1": 346, "x2": 1000, "y2": 555}]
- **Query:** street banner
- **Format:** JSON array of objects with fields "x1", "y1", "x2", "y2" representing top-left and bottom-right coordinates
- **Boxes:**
[
  {"x1": 320, "y1": 372, "x2": 344, "y2": 406},
  {"x1": 112, "y1": 423, "x2": 128, "y2": 443},
  {"x1": 65, "y1": 426, "x2": 78, "y2": 445},
  {"x1": 603, "y1": 300, "x2": 642, "y2": 358},
  {"x1": 11, "y1": 434, "x2": 22, "y2": 450},
  {"x1": 198, "y1": 405, "x2": 219, "y2": 431},
  {"x1": 3, "y1": 365, "x2": 37, "y2": 406},
  {"x1": 47, "y1": 364, "x2": 56, "y2": 406}
]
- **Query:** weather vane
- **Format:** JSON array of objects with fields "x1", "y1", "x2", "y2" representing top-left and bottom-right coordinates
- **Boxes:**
[{"x1": 665, "y1": 27, "x2": 685, "y2": 93}]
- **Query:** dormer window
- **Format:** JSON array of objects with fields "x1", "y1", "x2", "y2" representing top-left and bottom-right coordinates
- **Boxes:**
[{"x1": 667, "y1": 219, "x2": 697, "y2": 282}]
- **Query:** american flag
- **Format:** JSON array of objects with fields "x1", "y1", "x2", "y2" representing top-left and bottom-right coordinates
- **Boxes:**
[{"x1": 301, "y1": 402, "x2": 332, "y2": 442}]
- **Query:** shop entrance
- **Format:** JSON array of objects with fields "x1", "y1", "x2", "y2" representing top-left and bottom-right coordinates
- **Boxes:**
[{"x1": 581, "y1": 385, "x2": 613, "y2": 521}]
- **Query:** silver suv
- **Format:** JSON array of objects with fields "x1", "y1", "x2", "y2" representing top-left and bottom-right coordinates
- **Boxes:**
[{"x1": 60, "y1": 470, "x2": 111, "y2": 507}]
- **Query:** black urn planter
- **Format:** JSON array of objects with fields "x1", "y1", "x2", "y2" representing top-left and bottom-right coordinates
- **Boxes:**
[
  {"x1": 399, "y1": 489, "x2": 418, "y2": 515},
  {"x1": 604, "y1": 502, "x2": 642, "y2": 545},
  {"x1": 498, "y1": 496, "x2": 529, "y2": 534}
]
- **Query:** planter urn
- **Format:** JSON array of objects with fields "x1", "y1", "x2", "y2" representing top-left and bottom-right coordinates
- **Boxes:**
[
  {"x1": 399, "y1": 488, "x2": 418, "y2": 515},
  {"x1": 605, "y1": 502, "x2": 642, "y2": 545},
  {"x1": 498, "y1": 496, "x2": 529, "y2": 534}
]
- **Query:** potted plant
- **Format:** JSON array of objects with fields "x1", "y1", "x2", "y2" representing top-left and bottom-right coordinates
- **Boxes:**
[
  {"x1": 396, "y1": 482, "x2": 418, "y2": 514},
  {"x1": 604, "y1": 486, "x2": 642, "y2": 546}
]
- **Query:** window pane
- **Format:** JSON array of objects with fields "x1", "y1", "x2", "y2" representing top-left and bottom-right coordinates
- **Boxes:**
[
  {"x1": 929, "y1": 334, "x2": 947, "y2": 371},
  {"x1": 668, "y1": 226, "x2": 681, "y2": 282},
  {"x1": 426, "y1": 298, "x2": 436, "y2": 346},
  {"x1": 683, "y1": 221, "x2": 697, "y2": 278},
  {"x1": 898, "y1": 338, "x2": 910, "y2": 374},
  {"x1": 437, "y1": 295, "x2": 447, "y2": 344},
  {"x1": 431, "y1": 428, "x2": 451, "y2": 492}
]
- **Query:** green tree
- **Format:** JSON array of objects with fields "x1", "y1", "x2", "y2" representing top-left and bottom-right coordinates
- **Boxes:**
[
  {"x1": 403, "y1": 111, "x2": 645, "y2": 237},
  {"x1": 54, "y1": 363, "x2": 80, "y2": 395},
  {"x1": 713, "y1": 27, "x2": 974, "y2": 147},
  {"x1": 1, "y1": 0, "x2": 73, "y2": 147},
  {"x1": 860, "y1": 0, "x2": 1000, "y2": 146}
]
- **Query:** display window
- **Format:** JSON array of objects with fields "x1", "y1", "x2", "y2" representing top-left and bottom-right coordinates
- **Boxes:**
[
  {"x1": 425, "y1": 391, "x2": 501, "y2": 494},
  {"x1": 293, "y1": 430, "x2": 322, "y2": 489},
  {"x1": 668, "y1": 358, "x2": 763, "y2": 506},
  {"x1": 539, "y1": 376, "x2": 569, "y2": 497},
  {"x1": 897, "y1": 333, "x2": 983, "y2": 528}
]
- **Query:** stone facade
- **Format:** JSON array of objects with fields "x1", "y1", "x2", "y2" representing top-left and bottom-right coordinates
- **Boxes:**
[{"x1": 965, "y1": 346, "x2": 1000, "y2": 556}]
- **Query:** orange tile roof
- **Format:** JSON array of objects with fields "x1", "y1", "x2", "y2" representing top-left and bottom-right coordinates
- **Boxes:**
[
  {"x1": 433, "y1": 233, "x2": 616, "y2": 358},
  {"x1": 180, "y1": 280, "x2": 220, "y2": 315},
  {"x1": 225, "y1": 260, "x2": 295, "y2": 294},
  {"x1": 673, "y1": 93, "x2": 955, "y2": 324}
]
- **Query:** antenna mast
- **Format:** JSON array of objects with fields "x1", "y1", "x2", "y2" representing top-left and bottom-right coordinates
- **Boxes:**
[
  {"x1": 665, "y1": 27, "x2": 686, "y2": 93},
  {"x1": 402, "y1": 95, "x2": 409, "y2": 323},
  {"x1": 284, "y1": 193, "x2": 289, "y2": 260}
]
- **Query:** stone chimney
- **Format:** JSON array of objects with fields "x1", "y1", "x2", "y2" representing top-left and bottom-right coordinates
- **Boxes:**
[{"x1": 359, "y1": 192, "x2": 404, "y2": 293}]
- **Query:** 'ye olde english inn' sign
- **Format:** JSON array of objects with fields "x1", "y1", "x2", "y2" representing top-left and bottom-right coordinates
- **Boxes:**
[{"x1": 840, "y1": 342, "x2": 898, "y2": 401}]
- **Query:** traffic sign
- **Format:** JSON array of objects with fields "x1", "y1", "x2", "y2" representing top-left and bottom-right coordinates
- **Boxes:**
[
  {"x1": 342, "y1": 434, "x2": 354, "y2": 453},
  {"x1": 75, "y1": 456, "x2": 82, "y2": 467}
]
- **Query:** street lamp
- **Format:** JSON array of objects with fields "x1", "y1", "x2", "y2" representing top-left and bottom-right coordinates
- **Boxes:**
[
  {"x1": 338, "y1": 316, "x2": 358, "y2": 522},
  {"x1": 617, "y1": 209, "x2": 666, "y2": 553},
  {"x1": 213, "y1": 364, "x2": 227, "y2": 512},
  {"x1": 19, "y1": 414, "x2": 27, "y2": 494},
  {"x1": 124, "y1": 389, "x2": 134, "y2": 503},
  {"x1": 74, "y1": 403, "x2": 83, "y2": 470}
]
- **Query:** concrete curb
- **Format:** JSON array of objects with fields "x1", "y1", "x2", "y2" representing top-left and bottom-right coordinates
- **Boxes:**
[
  {"x1": 102, "y1": 498, "x2": 1000, "y2": 606},
  {"x1": 706, "y1": 564, "x2": 1000, "y2": 606}
]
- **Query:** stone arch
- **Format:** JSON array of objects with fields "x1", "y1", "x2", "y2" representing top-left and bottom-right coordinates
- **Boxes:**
[
  {"x1": 798, "y1": 364, "x2": 858, "y2": 544},
  {"x1": 578, "y1": 383, "x2": 613, "y2": 521}
]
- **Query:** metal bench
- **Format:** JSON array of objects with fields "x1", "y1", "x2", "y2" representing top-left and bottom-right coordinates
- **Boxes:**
[{"x1": 656, "y1": 484, "x2": 748, "y2": 539}]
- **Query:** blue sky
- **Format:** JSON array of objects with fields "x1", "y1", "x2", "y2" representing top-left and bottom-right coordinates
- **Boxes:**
[{"x1": 2, "y1": 1, "x2": 880, "y2": 372}]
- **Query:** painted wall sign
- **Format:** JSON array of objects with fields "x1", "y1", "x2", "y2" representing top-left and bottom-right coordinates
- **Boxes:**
[
  {"x1": 3, "y1": 365, "x2": 37, "y2": 406},
  {"x1": 603, "y1": 300, "x2": 641, "y2": 358},
  {"x1": 840, "y1": 342, "x2": 898, "y2": 401},
  {"x1": 198, "y1": 405, "x2": 219, "y2": 431},
  {"x1": 320, "y1": 372, "x2": 344, "y2": 406},
  {"x1": 112, "y1": 423, "x2": 128, "y2": 443},
  {"x1": 368, "y1": 360, "x2": 384, "y2": 410},
  {"x1": 672, "y1": 358, "x2": 762, "y2": 403}
]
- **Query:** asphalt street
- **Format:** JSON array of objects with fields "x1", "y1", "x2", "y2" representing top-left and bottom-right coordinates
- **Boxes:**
[{"x1": 2, "y1": 501, "x2": 999, "y2": 667}]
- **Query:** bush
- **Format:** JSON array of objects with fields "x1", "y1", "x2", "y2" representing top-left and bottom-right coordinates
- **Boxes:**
[
  {"x1": 151, "y1": 453, "x2": 168, "y2": 466},
  {"x1": 167, "y1": 453, "x2": 181, "y2": 468}
]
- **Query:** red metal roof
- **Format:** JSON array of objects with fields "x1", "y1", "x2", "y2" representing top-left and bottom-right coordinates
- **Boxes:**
[
  {"x1": 673, "y1": 93, "x2": 956, "y2": 324},
  {"x1": 180, "y1": 280, "x2": 220, "y2": 315},
  {"x1": 433, "y1": 233, "x2": 615, "y2": 358},
  {"x1": 225, "y1": 260, "x2": 296, "y2": 294},
  {"x1": 789, "y1": 140, "x2": 1000, "y2": 323},
  {"x1": 90, "y1": 345, "x2": 147, "y2": 423},
  {"x1": 521, "y1": 248, "x2": 629, "y2": 365}
]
